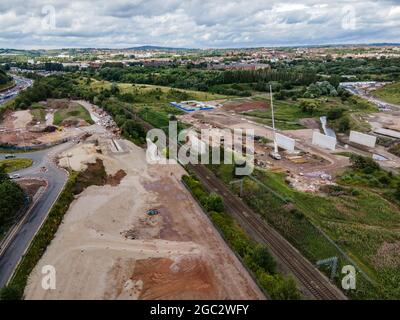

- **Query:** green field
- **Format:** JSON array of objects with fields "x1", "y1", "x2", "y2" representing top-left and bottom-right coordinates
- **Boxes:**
[
  {"x1": 242, "y1": 95, "x2": 377, "y2": 131},
  {"x1": 88, "y1": 79, "x2": 227, "y2": 103},
  {"x1": 53, "y1": 103, "x2": 94, "y2": 126},
  {"x1": 0, "y1": 158, "x2": 33, "y2": 173},
  {"x1": 242, "y1": 99, "x2": 307, "y2": 130},
  {"x1": 373, "y1": 82, "x2": 400, "y2": 105}
]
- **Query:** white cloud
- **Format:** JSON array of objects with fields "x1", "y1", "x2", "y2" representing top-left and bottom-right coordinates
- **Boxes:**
[{"x1": 0, "y1": 0, "x2": 398, "y2": 49}]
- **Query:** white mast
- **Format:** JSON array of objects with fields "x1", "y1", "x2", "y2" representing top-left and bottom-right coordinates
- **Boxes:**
[{"x1": 270, "y1": 85, "x2": 278, "y2": 154}]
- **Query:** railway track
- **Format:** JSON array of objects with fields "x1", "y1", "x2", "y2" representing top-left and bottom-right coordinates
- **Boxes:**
[{"x1": 188, "y1": 164, "x2": 347, "y2": 300}]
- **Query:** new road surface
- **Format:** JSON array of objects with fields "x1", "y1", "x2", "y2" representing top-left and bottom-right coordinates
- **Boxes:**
[{"x1": 0, "y1": 143, "x2": 73, "y2": 288}]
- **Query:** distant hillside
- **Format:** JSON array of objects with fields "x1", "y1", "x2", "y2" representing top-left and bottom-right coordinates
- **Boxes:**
[
  {"x1": 0, "y1": 48, "x2": 43, "y2": 56},
  {"x1": 126, "y1": 45, "x2": 195, "y2": 51}
]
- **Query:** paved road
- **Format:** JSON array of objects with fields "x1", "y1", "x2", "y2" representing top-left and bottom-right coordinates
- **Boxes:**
[
  {"x1": 0, "y1": 75, "x2": 33, "y2": 106},
  {"x1": 341, "y1": 83, "x2": 400, "y2": 111},
  {"x1": 0, "y1": 143, "x2": 73, "y2": 288}
]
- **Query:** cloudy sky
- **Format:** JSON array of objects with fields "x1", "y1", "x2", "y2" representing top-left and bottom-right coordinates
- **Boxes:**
[{"x1": 0, "y1": 0, "x2": 399, "y2": 49}]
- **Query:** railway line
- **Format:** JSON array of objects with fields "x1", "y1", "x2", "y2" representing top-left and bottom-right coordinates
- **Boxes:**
[{"x1": 188, "y1": 164, "x2": 347, "y2": 300}]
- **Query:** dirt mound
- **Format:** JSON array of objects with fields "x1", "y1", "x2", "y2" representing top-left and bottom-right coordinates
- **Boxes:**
[
  {"x1": 13, "y1": 110, "x2": 33, "y2": 129},
  {"x1": 223, "y1": 100, "x2": 269, "y2": 112},
  {"x1": 44, "y1": 99, "x2": 70, "y2": 109},
  {"x1": 106, "y1": 257, "x2": 216, "y2": 299},
  {"x1": 61, "y1": 118, "x2": 90, "y2": 127},
  {"x1": 106, "y1": 169, "x2": 127, "y2": 186},
  {"x1": 373, "y1": 242, "x2": 400, "y2": 268},
  {"x1": 17, "y1": 179, "x2": 47, "y2": 198}
]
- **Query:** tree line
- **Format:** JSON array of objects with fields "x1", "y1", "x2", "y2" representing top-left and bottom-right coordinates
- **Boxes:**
[{"x1": 0, "y1": 167, "x2": 26, "y2": 228}]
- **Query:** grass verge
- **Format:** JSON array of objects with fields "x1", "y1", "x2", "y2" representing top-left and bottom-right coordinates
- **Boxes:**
[{"x1": 0, "y1": 158, "x2": 33, "y2": 173}]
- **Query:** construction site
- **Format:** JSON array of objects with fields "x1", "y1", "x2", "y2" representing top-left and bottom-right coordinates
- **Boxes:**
[
  {"x1": 13, "y1": 88, "x2": 400, "y2": 300},
  {"x1": 0, "y1": 99, "x2": 118, "y2": 150},
  {"x1": 23, "y1": 110, "x2": 264, "y2": 299},
  {"x1": 178, "y1": 93, "x2": 400, "y2": 193}
]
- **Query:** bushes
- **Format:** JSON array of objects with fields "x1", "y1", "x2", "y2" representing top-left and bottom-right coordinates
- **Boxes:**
[
  {"x1": 257, "y1": 273, "x2": 301, "y2": 300},
  {"x1": 388, "y1": 142, "x2": 400, "y2": 157},
  {"x1": 395, "y1": 182, "x2": 400, "y2": 201},
  {"x1": 304, "y1": 81, "x2": 338, "y2": 98},
  {"x1": 349, "y1": 154, "x2": 380, "y2": 173},
  {"x1": 0, "y1": 285, "x2": 21, "y2": 300},
  {"x1": 299, "y1": 100, "x2": 319, "y2": 115},
  {"x1": 0, "y1": 166, "x2": 25, "y2": 226},
  {"x1": 204, "y1": 193, "x2": 224, "y2": 213},
  {"x1": 245, "y1": 245, "x2": 277, "y2": 275},
  {"x1": 327, "y1": 107, "x2": 345, "y2": 120},
  {"x1": 122, "y1": 119, "x2": 146, "y2": 143}
]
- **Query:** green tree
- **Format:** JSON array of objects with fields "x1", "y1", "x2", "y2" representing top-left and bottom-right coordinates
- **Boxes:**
[
  {"x1": 0, "y1": 165, "x2": 9, "y2": 183},
  {"x1": 338, "y1": 116, "x2": 350, "y2": 133},
  {"x1": 299, "y1": 100, "x2": 318, "y2": 115},
  {"x1": 258, "y1": 273, "x2": 301, "y2": 300},
  {"x1": 327, "y1": 108, "x2": 345, "y2": 120},
  {"x1": 110, "y1": 83, "x2": 120, "y2": 95},
  {"x1": 122, "y1": 119, "x2": 146, "y2": 140},
  {"x1": 394, "y1": 182, "x2": 400, "y2": 201},
  {"x1": 204, "y1": 193, "x2": 224, "y2": 213},
  {"x1": 349, "y1": 154, "x2": 380, "y2": 173},
  {"x1": 249, "y1": 245, "x2": 277, "y2": 274},
  {"x1": 0, "y1": 180, "x2": 25, "y2": 225}
]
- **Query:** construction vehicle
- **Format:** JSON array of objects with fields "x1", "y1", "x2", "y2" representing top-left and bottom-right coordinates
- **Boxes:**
[
  {"x1": 268, "y1": 85, "x2": 282, "y2": 160},
  {"x1": 147, "y1": 209, "x2": 159, "y2": 216}
]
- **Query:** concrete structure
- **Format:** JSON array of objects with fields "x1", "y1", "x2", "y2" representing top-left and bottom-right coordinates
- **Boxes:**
[
  {"x1": 276, "y1": 133, "x2": 296, "y2": 152},
  {"x1": 374, "y1": 128, "x2": 400, "y2": 139},
  {"x1": 312, "y1": 131, "x2": 336, "y2": 151},
  {"x1": 349, "y1": 131, "x2": 377, "y2": 148}
]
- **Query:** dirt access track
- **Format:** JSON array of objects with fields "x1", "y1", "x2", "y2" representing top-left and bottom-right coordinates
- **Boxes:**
[{"x1": 24, "y1": 137, "x2": 263, "y2": 300}]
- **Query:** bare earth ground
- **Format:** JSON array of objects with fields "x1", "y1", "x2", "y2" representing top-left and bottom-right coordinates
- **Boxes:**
[
  {"x1": 367, "y1": 111, "x2": 400, "y2": 132},
  {"x1": 0, "y1": 102, "x2": 91, "y2": 147},
  {"x1": 179, "y1": 109, "x2": 353, "y2": 192},
  {"x1": 223, "y1": 100, "x2": 269, "y2": 113},
  {"x1": 12, "y1": 110, "x2": 33, "y2": 129},
  {"x1": 24, "y1": 137, "x2": 264, "y2": 300}
]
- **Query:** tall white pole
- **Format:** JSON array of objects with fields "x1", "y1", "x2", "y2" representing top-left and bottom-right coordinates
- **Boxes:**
[{"x1": 270, "y1": 85, "x2": 278, "y2": 153}]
